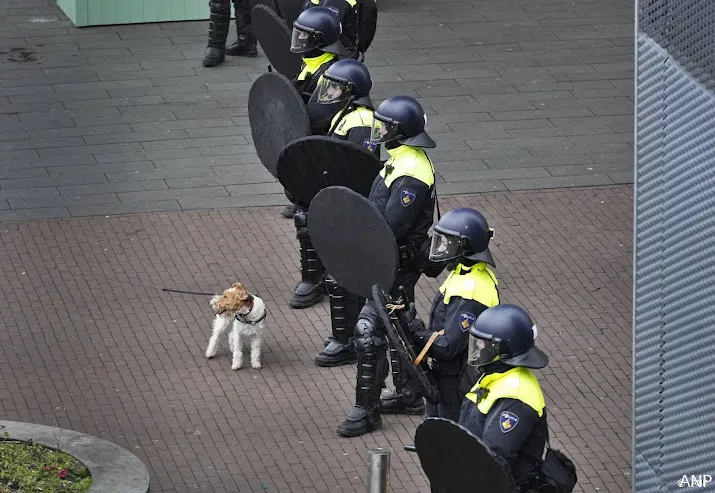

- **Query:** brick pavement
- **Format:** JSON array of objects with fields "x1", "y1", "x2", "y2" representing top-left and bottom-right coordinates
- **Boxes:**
[
  {"x1": 1, "y1": 0, "x2": 633, "y2": 220},
  {"x1": 0, "y1": 186, "x2": 633, "y2": 492}
]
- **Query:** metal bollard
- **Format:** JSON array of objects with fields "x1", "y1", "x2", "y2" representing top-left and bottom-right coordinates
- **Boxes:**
[{"x1": 366, "y1": 447, "x2": 391, "y2": 493}]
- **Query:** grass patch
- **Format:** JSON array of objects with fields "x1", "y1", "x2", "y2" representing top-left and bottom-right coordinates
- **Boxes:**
[{"x1": 0, "y1": 436, "x2": 92, "y2": 493}]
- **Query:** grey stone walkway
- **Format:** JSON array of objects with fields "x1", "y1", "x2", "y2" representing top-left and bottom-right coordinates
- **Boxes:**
[{"x1": 0, "y1": 0, "x2": 634, "y2": 220}]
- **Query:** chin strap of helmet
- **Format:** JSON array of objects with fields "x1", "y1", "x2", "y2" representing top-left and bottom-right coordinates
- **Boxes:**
[{"x1": 326, "y1": 95, "x2": 356, "y2": 137}]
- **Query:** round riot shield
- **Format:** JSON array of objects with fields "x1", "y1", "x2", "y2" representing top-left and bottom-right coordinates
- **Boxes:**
[
  {"x1": 252, "y1": 4, "x2": 303, "y2": 78},
  {"x1": 276, "y1": 136, "x2": 382, "y2": 208},
  {"x1": 275, "y1": 0, "x2": 304, "y2": 30},
  {"x1": 415, "y1": 418, "x2": 518, "y2": 493},
  {"x1": 248, "y1": 72, "x2": 311, "y2": 178},
  {"x1": 307, "y1": 186, "x2": 398, "y2": 298}
]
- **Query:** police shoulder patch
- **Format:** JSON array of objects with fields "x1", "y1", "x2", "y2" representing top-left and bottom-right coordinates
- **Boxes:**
[
  {"x1": 458, "y1": 312, "x2": 476, "y2": 331},
  {"x1": 400, "y1": 188, "x2": 416, "y2": 207},
  {"x1": 500, "y1": 411, "x2": 519, "y2": 433},
  {"x1": 363, "y1": 139, "x2": 376, "y2": 152}
]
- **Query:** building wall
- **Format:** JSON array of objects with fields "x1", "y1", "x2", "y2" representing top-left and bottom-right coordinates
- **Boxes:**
[
  {"x1": 634, "y1": 0, "x2": 715, "y2": 490},
  {"x1": 56, "y1": 0, "x2": 218, "y2": 27}
]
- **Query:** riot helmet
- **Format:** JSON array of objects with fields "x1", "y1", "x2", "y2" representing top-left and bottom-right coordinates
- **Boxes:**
[
  {"x1": 467, "y1": 304, "x2": 549, "y2": 369},
  {"x1": 369, "y1": 95, "x2": 436, "y2": 149},
  {"x1": 429, "y1": 208, "x2": 495, "y2": 266},
  {"x1": 291, "y1": 7, "x2": 346, "y2": 56},
  {"x1": 314, "y1": 59, "x2": 374, "y2": 108}
]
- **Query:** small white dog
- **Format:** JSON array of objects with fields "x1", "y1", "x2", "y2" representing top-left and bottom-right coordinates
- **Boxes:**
[{"x1": 205, "y1": 282, "x2": 267, "y2": 370}]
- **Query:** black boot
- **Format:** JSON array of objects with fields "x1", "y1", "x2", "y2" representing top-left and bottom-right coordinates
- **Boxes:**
[
  {"x1": 203, "y1": 0, "x2": 231, "y2": 67},
  {"x1": 226, "y1": 33, "x2": 257, "y2": 57},
  {"x1": 337, "y1": 315, "x2": 389, "y2": 437},
  {"x1": 380, "y1": 346, "x2": 425, "y2": 415},
  {"x1": 289, "y1": 210, "x2": 325, "y2": 309},
  {"x1": 226, "y1": 0, "x2": 257, "y2": 56},
  {"x1": 315, "y1": 276, "x2": 364, "y2": 367},
  {"x1": 280, "y1": 204, "x2": 298, "y2": 219}
]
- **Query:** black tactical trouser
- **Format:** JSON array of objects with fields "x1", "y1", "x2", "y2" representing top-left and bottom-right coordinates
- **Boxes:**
[
  {"x1": 207, "y1": 0, "x2": 254, "y2": 49},
  {"x1": 424, "y1": 373, "x2": 462, "y2": 422},
  {"x1": 352, "y1": 269, "x2": 422, "y2": 414}
]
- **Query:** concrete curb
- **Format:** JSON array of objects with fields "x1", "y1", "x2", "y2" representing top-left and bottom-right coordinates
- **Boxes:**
[{"x1": 0, "y1": 420, "x2": 150, "y2": 493}]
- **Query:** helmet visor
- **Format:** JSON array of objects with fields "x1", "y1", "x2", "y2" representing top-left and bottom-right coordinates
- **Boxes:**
[
  {"x1": 370, "y1": 117, "x2": 403, "y2": 144},
  {"x1": 291, "y1": 27, "x2": 321, "y2": 53},
  {"x1": 467, "y1": 336, "x2": 501, "y2": 367},
  {"x1": 368, "y1": 117, "x2": 385, "y2": 147},
  {"x1": 315, "y1": 77, "x2": 350, "y2": 104},
  {"x1": 428, "y1": 231, "x2": 461, "y2": 261}
]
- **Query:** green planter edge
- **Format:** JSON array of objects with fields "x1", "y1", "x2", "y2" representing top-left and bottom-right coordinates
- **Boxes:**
[{"x1": 56, "y1": 0, "x2": 221, "y2": 27}]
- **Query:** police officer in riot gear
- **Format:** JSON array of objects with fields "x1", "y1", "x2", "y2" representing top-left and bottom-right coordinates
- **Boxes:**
[
  {"x1": 312, "y1": 59, "x2": 379, "y2": 367},
  {"x1": 314, "y1": 59, "x2": 379, "y2": 151},
  {"x1": 337, "y1": 95, "x2": 437, "y2": 437},
  {"x1": 203, "y1": 0, "x2": 257, "y2": 68},
  {"x1": 281, "y1": 6, "x2": 347, "y2": 221},
  {"x1": 459, "y1": 304, "x2": 550, "y2": 492},
  {"x1": 300, "y1": 0, "x2": 360, "y2": 60},
  {"x1": 290, "y1": 7, "x2": 346, "y2": 103},
  {"x1": 397, "y1": 208, "x2": 500, "y2": 421}
]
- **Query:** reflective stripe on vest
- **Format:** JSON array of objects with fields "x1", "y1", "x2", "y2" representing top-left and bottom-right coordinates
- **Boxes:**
[
  {"x1": 331, "y1": 106, "x2": 373, "y2": 136},
  {"x1": 379, "y1": 145, "x2": 435, "y2": 188},
  {"x1": 298, "y1": 53, "x2": 336, "y2": 81},
  {"x1": 439, "y1": 263, "x2": 499, "y2": 307},
  {"x1": 465, "y1": 367, "x2": 545, "y2": 417}
]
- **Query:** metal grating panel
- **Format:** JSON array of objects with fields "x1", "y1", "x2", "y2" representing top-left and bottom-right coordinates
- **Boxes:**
[
  {"x1": 639, "y1": 0, "x2": 715, "y2": 91},
  {"x1": 634, "y1": 0, "x2": 715, "y2": 487}
]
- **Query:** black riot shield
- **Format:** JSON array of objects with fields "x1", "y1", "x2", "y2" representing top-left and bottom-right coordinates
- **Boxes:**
[
  {"x1": 372, "y1": 284, "x2": 441, "y2": 404},
  {"x1": 251, "y1": 0, "x2": 278, "y2": 12},
  {"x1": 275, "y1": 0, "x2": 304, "y2": 31},
  {"x1": 252, "y1": 4, "x2": 303, "y2": 78},
  {"x1": 276, "y1": 136, "x2": 382, "y2": 209},
  {"x1": 248, "y1": 72, "x2": 311, "y2": 178},
  {"x1": 307, "y1": 186, "x2": 398, "y2": 299},
  {"x1": 415, "y1": 418, "x2": 519, "y2": 493}
]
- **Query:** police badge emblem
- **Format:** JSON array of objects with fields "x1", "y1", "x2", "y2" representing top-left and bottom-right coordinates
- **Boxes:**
[
  {"x1": 459, "y1": 312, "x2": 476, "y2": 331},
  {"x1": 401, "y1": 188, "x2": 416, "y2": 207},
  {"x1": 500, "y1": 411, "x2": 519, "y2": 433}
]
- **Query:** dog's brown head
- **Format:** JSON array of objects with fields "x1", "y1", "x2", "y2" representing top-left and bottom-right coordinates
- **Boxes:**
[{"x1": 212, "y1": 282, "x2": 253, "y2": 315}]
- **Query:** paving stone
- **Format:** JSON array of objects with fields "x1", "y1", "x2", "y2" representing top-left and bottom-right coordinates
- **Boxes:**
[
  {"x1": 440, "y1": 167, "x2": 552, "y2": 183},
  {"x1": 9, "y1": 193, "x2": 119, "y2": 209},
  {"x1": 0, "y1": 174, "x2": 107, "y2": 190},
  {"x1": 67, "y1": 200, "x2": 182, "y2": 217},
  {"x1": 58, "y1": 180, "x2": 169, "y2": 195},
  {"x1": 502, "y1": 174, "x2": 615, "y2": 190},
  {"x1": 165, "y1": 167, "x2": 275, "y2": 188},
  {"x1": 116, "y1": 187, "x2": 229, "y2": 202},
  {"x1": 546, "y1": 162, "x2": 632, "y2": 177},
  {"x1": 177, "y1": 194, "x2": 290, "y2": 210},
  {"x1": 106, "y1": 167, "x2": 211, "y2": 183}
]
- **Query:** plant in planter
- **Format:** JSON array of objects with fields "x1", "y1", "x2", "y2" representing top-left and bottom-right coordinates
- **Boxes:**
[{"x1": 0, "y1": 433, "x2": 91, "y2": 493}]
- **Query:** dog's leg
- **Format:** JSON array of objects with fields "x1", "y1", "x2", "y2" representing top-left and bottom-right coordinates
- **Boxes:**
[
  {"x1": 250, "y1": 326, "x2": 263, "y2": 369},
  {"x1": 231, "y1": 324, "x2": 243, "y2": 370},
  {"x1": 206, "y1": 316, "x2": 228, "y2": 359}
]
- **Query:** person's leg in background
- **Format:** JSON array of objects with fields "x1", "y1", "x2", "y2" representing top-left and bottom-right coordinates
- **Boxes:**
[
  {"x1": 203, "y1": 0, "x2": 231, "y2": 67},
  {"x1": 226, "y1": 0, "x2": 258, "y2": 57}
]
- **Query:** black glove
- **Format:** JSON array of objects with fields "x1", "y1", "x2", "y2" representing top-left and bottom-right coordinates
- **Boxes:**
[{"x1": 398, "y1": 302, "x2": 425, "y2": 335}]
